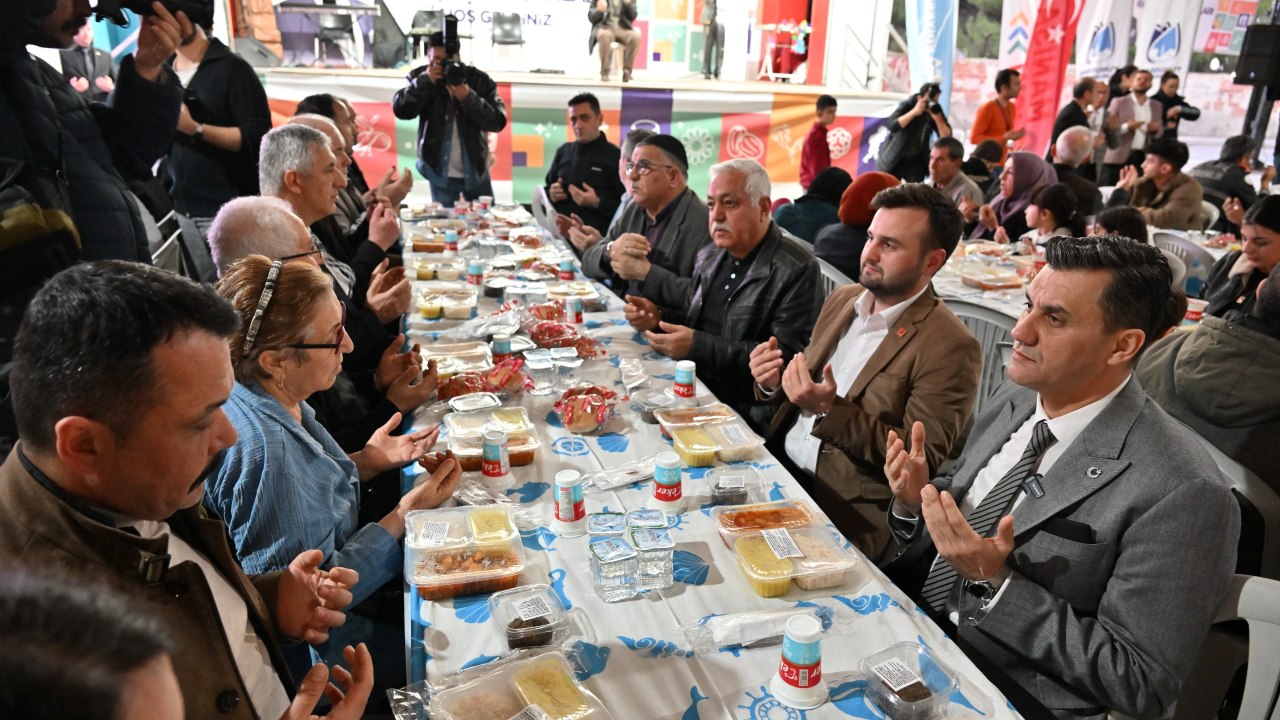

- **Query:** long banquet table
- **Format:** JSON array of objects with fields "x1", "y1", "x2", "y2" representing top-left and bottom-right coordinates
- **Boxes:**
[{"x1": 398, "y1": 225, "x2": 1022, "y2": 720}]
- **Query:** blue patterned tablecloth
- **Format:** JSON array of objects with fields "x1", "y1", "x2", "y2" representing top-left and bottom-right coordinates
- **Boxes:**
[{"x1": 400, "y1": 236, "x2": 1023, "y2": 720}]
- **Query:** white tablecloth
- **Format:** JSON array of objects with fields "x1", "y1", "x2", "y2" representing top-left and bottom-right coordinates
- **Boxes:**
[{"x1": 400, "y1": 235, "x2": 1022, "y2": 720}]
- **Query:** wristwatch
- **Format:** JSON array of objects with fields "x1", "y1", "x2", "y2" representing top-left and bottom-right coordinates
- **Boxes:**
[
  {"x1": 964, "y1": 565, "x2": 1012, "y2": 606},
  {"x1": 193, "y1": 123, "x2": 205, "y2": 142}
]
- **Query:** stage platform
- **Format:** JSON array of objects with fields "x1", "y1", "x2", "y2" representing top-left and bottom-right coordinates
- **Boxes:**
[{"x1": 262, "y1": 67, "x2": 905, "y2": 205}]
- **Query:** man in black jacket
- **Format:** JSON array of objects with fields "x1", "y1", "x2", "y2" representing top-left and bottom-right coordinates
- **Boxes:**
[
  {"x1": 588, "y1": 0, "x2": 639, "y2": 82},
  {"x1": 391, "y1": 32, "x2": 507, "y2": 203},
  {"x1": 625, "y1": 158, "x2": 820, "y2": 429},
  {"x1": 1051, "y1": 126, "x2": 1103, "y2": 217},
  {"x1": 546, "y1": 93, "x2": 627, "y2": 245},
  {"x1": 1188, "y1": 135, "x2": 1274, "y2": 233},
  {"x1": 1048, "y1": 77, "x2": 1104, "y2": 158},
  {"x1": 876, "y1": 83, "x2": 952, "y2": 183},
  {"x1": 58, "y1": 22, "x2": 115, "y2": 102}
]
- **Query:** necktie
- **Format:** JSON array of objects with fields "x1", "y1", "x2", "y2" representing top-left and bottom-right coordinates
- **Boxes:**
[{"x1": 920, "y1": 419, "x2": 1055, "y2": 613}]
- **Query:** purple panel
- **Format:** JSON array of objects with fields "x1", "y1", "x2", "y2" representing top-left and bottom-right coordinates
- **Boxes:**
[
  {"x1": 513, "y1": 151, "x2": 528, "y2": 167},
  {"x1": 858, "y1": 117, "x2": 887, "y2": 176},
  {"x1": 619, "y1": 88, "x2": 674, "y2": 136}
]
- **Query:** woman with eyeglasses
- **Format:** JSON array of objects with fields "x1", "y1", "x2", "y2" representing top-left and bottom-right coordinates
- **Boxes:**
[{"x1": 207, "y1": 256, "x2": 461, "y2": 699}]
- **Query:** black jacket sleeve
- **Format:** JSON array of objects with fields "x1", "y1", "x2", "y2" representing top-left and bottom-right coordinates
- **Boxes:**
[
  {"x1": 457, "y1": 76, "x2": 507, "y2": 133},
  {"x1": 225, "y1": 59, "x2": 272, "y2": 161},
  {"x1": 96, "y1": 55, "x2": 182, "y2": 185},
  {"x1": 392, "y1": 67, "x2": 437, "y2": 120}
]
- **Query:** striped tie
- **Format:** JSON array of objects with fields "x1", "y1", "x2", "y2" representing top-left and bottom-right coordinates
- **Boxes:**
[{"x1": 919, "y1": 420, "x2": 1055, "y2": 614}]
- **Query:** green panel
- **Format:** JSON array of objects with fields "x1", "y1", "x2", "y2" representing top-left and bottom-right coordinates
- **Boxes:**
[
  {"x1": 637, "y1": 0, "x2": 652, "y2": 15},
  {"x1": 395, "y1": 117, "x2": 420, "y2": 173},
  {"x1": 651, "y1": 22, "x2": 687, "y2": 63},
  {"x1": 688, "y1": 27, "x2": 703, "y2": 71},
  {"x1": 671, "y1": 112, "x2": 721, "y2": 197},
  {"x1": 511, "y1": 106, "x2": 569, "y2": 207}
]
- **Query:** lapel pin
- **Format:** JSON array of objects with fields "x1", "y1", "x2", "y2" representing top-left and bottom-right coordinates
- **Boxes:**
[
  {"x1": 897, "y1": 327, "x2": 907, "y2": 337},
  {"x1": 1087, "y1": 467, "x2": 1102, "y2": 478}
]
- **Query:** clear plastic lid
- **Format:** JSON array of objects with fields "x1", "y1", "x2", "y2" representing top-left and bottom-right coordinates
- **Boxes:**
[
  {"x1": 630, "y1": 527, "x2": 675, "y2": 551},
  {"x1": 589, "y1": 536, "x2": 637, "y2": 563},
  {"x1": 448, "y1": 392, "x2": 501, "y2": 413},
  {"x1": 859, "y1": 642, "x2": 960, "y2": 719},
  {"x1": 631, "y1": 387, "x2": 676, "y2": 411},
  {"x1": 487, "y1": 585, "x2": 568, "y2": 649},
  {"x1": 731, "y1": 528, "x2": 857, "y2": 583},
  {"x1": 626, "y1": 509, "x2": 667, "y2": 529},
  {"x1": 671, "y1": 425, "x2": 717, "y2": 467},
  {"x1": 430, "y1": 651, "x2": 613, "y2": 720},
  {"x1": 546, "y1": 281, "x2": 601, "y2": 301},
  {"x1": 406, "y1": 506, "x2": 517, "y2": 547},
  {"x1": 421, "y1": 341, "x2": 493, "y2": 374},
  {"x1": 445, "y1": 407, "x2": 535, "y2": 438},
  {"x1": 705, "y1": 466, "x2": 766, "y2": 505},
  {"x1": 654, "y1": 402, "x2": 738, "y2": 433},
  {"x1": 703, "y1": 420, "x2": 763, "y2": 462},
  {"x1": 405, "y1": 507, "x2": 525, "y2": 590},
  {"x1": 711, "y1": 499, "x2": 816, "y2": 535}
]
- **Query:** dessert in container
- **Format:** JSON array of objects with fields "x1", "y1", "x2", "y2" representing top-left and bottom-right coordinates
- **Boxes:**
[
  {"x1": 449, "y1": 431, "x2": 540, "y2": 471},
  {"x1": 733, "y1": 534, "x2": 794, "y2": 597},
  {"x1": 413, "y1": 259, "x2": 436, "y2": 280},
  {"x1": 703, "y1": 420, "x2": 763, "y2": 462},
  {"x1": 487, "y1": 584, "x2": 567, "y2": 650},
  {"x1": 631, "y1": 387, "x2": 675, "y2": 424},
  {"x1": 859, "y1": 642, "x2": 959, "y2": 720},
  {"x1": 442, "y1": 293, "x2": 477, "y2": 320},
  {"x1": 671, "y1": 425, "x2": 717, "y2": 467},
  {"x1": 711, "y1": 499, "x2": 816, "y2": 546},
  {"x1": 444, "y1": 407, "x2": 535, "y2": 438},
  {"x1": 654, "y1": 402, "x2": 737, "y2": 438},
  {"x1": 421, "y1": 341, "x2": 492, "y2": 375},
  {"x1": 405, "y1": 507, "x2": 524, "y2": 600},
  {"x1": 730, "y1": 528, "x2": 858, "y2": 596},
  {"x1": 705, "y1": 466, "x2": 766, "y2": 506},
  {"x1": 428, "y1": 651, "x2": 614, "y2": 720}
]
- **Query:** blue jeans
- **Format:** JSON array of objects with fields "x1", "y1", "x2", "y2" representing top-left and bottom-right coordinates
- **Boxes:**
[{"x1": 429, "y1": 175, "x2": 494, "y2": 204}]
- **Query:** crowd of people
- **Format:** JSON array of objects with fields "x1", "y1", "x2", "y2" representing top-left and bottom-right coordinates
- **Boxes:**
[{"x1": 1, "y1": 2, "x2": 1278, "y2": 718}]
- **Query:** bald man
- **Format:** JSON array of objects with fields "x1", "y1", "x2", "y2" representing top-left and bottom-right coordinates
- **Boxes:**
[{"x1": 1052, "y1": 126, "x2": 1103, "y2": 217}]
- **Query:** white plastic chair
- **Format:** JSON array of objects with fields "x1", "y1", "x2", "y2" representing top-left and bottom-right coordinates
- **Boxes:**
[
  {"x1": 531, "y1": 185, "x2": 559, "y2": 236},
  {"x1": 940, "y1": 298, "x2": 1016, "y2": 415},
  {"x1": 1098, "y1": 185, "x2": 1117, "y2": 203},
  {"x1": 816, "y1": 258, "x2": 854, "y2": 300},
  {"x1": 1192, "y1": 433, "x2": 1280, "y2": 580},
  {"x1": 1153, "y1": 232, "x2": 1217, "y2": 296},
  {"x1": 1158, "y1": 248, "x2": 1187, "y2": 290},
  {"x1": 1201, "y1": 200, "x2": 1221, "y2": 231}
]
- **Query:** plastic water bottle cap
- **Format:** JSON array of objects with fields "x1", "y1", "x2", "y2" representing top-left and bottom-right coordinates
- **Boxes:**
[
  {"x1": 484, "y1": 430, "x2": 505, "y2": 443},
  {"x1": 784, "y1": 614, "x2": 822, "y2": 645},
  {"x1": 555, "y1": 469, "x2": 582, "y2": 487},
  {"x1": 676, "y1": 360, "x2": 696, "y2": 372},
  {"x1": 656, "y1": 451, "x2": 680, "y2": 469}
]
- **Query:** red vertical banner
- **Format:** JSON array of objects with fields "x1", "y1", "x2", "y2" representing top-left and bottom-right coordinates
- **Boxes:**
[
  {"x1": 491, "y1": 83, "x2": 513, "y2": 182},
  {"x1": 806, "y1": 0, "x2": 830, "y2": 85},
  {"x1": 1019, "y1": 0, "x2": 1084, "y2": 156}
]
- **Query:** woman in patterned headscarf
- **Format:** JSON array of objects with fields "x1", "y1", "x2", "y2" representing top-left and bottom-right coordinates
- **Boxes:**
[{"x1": 968, "y1": 151, "x2": 1059, "y2": 241}]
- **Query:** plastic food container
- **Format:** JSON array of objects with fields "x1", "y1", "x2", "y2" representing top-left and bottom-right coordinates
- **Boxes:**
[
  {"x1": 405, "y1": 507, "x2": 524, "y2": 600},
  {"x1": 734, "y1": 534, "x2": 794, "y2": 597},
  {"x1": 671, "y1": 426, "x2": 717, "y2": 467},
  {"x1": 450, "y1": 431, "x2": 540, "y2": 471},
  {"x1": 711, "y1": 500, "x2": 816, "y2": 547},
  {"x1": 435, "y1": 259, "x2": 466, "y2": 282},
  {"x1": 487, "y1": 584, "x2": 567, "y2": 650},
  {"x1": 414, "y1": 259, "x2": 436, "y2": 280},
  {"x1": 790, "y1": 528, "x2": 858, "y2": 590},
  {"x1": 444, "y1": 407, "x2": 535, "y2": 438},
  {"x1": 730, "y1": 528, "x2": 858, "y2": 596},
  {"x1": 631, "y1": 388, "x2": 675, "y2": 424},
  {"x1": 654, "y1": 403, "x2": 738, "y2": 438},
  {"x1": 860, "y1": 642, "x2": 960, "y2": 720},
  {"x1": 443, "y1": 294, "x2": 477, "y2": 320},
  {"x1": 546, "y1": 281, "x2": 601, "y2": 302},
  {"x1": 429, "y1": 651, "x2": 613, "y2": 720},
  {"x1": 448, "y1": 392, "x2": 501, "y2": 413},
  {"x1": 703, "y1": 420, "x2": 763, "y2": 462},
  {"x1": 705, "y1": 466, "x2": 766, "y2": 506},
  {"x1": 422, "y1": 341, "x2": 493, "y2": 375}
]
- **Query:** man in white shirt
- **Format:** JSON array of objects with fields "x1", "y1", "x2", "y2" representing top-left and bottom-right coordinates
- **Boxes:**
[
  {"x1": 749, "y1": 184, "x2": 981, "y2": 559},
  {"x1": 1101, "y1": 70, "x2": 1164, "y2": 186},
  {"x1": 880, "y1": 236, "x2": 1239, "y2": 718},
  {"x1": 0, "y1": 262, "x2": 371, "y2": 720}
]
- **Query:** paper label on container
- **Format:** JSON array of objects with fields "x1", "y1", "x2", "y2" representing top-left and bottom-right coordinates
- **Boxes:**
[
  {"x1": 417, "y1": 521, "x2": 450, "y2": 547},
  {"x1": 513, "y1": 595, "x2": 554, "y2": 621},
  {"x1": 507, "y1": 706, "x2": 552, "y2": 720},
  {"x1": 870, "y1": 657, "x2": 924, "y2": 692},
  {"x1": 760, "y1": 528, "x2": 803, "y2": 559},
  {"x1": 718, "y1": 475, "x2": 746, "y2": 489},
  {"x1": 718, "y1": 422, "x2": 750, "y2": 445}
]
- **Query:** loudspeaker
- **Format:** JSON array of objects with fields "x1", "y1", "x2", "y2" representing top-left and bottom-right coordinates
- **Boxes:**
[
  {"x1": 234, "y1": 36, "x2": 282, "y2": 68},
  {"x1": 1236, "y1": 25, "x2": 1280, "y2": 87}
]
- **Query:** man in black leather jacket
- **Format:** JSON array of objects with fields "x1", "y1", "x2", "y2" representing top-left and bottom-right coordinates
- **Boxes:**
[
  {"x1": 391, "y1": 32, "x2": 507, "y2": 203},
  {"x1": 1188, "y1": 135, "x2": 1274, "y2": 233}
]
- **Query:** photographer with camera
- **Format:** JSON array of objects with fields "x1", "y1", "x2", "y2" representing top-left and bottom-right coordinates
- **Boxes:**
[
  {"x1": 391, "y1": 23, "x2": 507, "y2": 204},
  {"x1": 167, "y1": 12, "x2": 272, "y2": 282},
  {"x1": 876, "y1": 82, "x2": 952, "y2": 183}
]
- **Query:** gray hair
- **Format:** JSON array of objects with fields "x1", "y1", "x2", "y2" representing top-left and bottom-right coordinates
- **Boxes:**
[
  {"x1": 709, "y1": 158, "x2": 771, "y2": 205},
  {"x1": 259, "y1": 124, "x2": 329, "y2": 195},
  {"x1": 1055, "y1": 125, "x2": 1094, "y2": 166},
  {"x1": 208, "y1": 196, "x2": 308, "y2": 277},
  {"x1": 289, "y1": 113, "x2": 342, "y2": 148},
  {"x1": 621, "y1": 128, "x2": 655, "y2": 160}
]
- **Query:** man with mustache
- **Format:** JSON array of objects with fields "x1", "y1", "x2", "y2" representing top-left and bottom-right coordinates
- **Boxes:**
[
  {"x1": 879, "y1": 236, "x2": 1238, "y2": 717},
  {"x1": 0, "y1": 262, "x2": 367, "y2": 720},
  {"x1": 748, "y1": 184, "x2": 981, "y2": 559},
  {"x1": 625, "y1": 158, "x2": 819, "y2": 429}
]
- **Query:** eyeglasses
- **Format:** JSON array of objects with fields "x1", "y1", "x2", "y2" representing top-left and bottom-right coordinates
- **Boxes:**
[
  {"x1": 280, "y1": 237, "x2": 324, "y2": 262},
  {"x1": 289, "y1": 304, "x2": 347, "y2": 355},
  {"x1": 625, "y1": 160, "x2": 675, "y2": 176}
]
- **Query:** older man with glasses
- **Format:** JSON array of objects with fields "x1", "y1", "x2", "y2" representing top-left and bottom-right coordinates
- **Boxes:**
[{"x1": 581, "y1": 134, "x2": 713, "y2": 308}]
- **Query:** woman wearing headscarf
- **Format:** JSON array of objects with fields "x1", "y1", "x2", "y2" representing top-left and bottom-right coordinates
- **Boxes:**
[
  {"x1": 811, "y1": 171, "x2": 900, "y2": 279},
  {"x1": 773, "y1": 167, "x2": 853, "y2": 243},
  {"x1": 967, "y1": 151, "x2": 1058, "y2": 242}
]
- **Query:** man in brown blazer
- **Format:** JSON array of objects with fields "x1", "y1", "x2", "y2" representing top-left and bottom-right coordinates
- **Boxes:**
[
  {"x1": 750, "y1": 184, "x2": 982, "y2": 560},
  {"x1": 1101, "y1": 69, "x2": 1164, "y2": 187},
  {"x1": 0, "y1": 262, "x2": 370, "y2": 720}
]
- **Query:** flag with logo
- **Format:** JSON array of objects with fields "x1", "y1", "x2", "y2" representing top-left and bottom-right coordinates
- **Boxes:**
[
  {"x1": 905, "y1": 0, "x2": 960, "y2": 110},
  {"x1": 998, "y1": 0, "x2": 1039, "y2": 69},
  {"x1": 1075, "y1": 0, "x2": 1134, "y2": 81},
  {"x1": 1134, "y1": 0, "x2": 1202, "y2": 76},
  {"x1": 1019, "y1": 0, "x2": 1085, "y2": 156}
]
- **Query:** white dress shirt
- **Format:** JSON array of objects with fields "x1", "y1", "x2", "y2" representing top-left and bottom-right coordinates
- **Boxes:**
[
  {"x1": 783, "y1": 284, "x2": 929, "y2": 474},
  {"x1": 937, "y1": 375, "x2": 1132, "y2": 623},
  {"x1": 1131, "y1": 93, "x2": 1152, "y2": 151},
  {"x1": 134, "y1": 520, "x2": 292, "y2": 720}
]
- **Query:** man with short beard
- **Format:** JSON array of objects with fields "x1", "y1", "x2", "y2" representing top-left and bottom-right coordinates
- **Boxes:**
[{"x1": 748, "y1": 183, "x2": 981, "y2": 559}]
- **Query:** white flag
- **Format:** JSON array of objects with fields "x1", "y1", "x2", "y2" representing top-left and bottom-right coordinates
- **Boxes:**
[
  {"x1": 1133, "y1": 0, "x2": 1203, "y2": 76},
  {"x1": 1075, "y1": 0, "x2": 1135, "y2": 81},
  {"x1": 998, "y1": 0, "x2": 1038, "y2": 69}
]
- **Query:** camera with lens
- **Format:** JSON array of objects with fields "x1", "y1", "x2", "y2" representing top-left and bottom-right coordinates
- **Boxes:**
[
  {"x1": 438, "y1": 13, "x2": 469, "y2": 86},
  {"x1": 93, "y1": 0, "x2": 214, "y2": 30}
]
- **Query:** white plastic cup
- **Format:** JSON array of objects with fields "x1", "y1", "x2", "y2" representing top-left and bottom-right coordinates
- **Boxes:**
[
  {"x1": 770, "y1": 614, "x2": 827, "y2": 709},
  {"x1": 673, "y1": 360, "x2": 697, "y2": 408},
  {"x1": 552, "y1": 470, "x2": 587, "y2": 537},
  {"x1": 648, "y1": 451, "x2": 686, "y2": 515}
]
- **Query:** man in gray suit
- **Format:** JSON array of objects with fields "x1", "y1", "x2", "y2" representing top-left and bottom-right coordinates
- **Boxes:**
[
  {"x1": 881, "y1": 235, "x2": 1238, "y2": 718},
  {"x1": 700, "y1": 0, "x2": 724, "y2": 80},
  {"x1": 583, "y1": 134, "x2": 712, "y2": 310}
]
